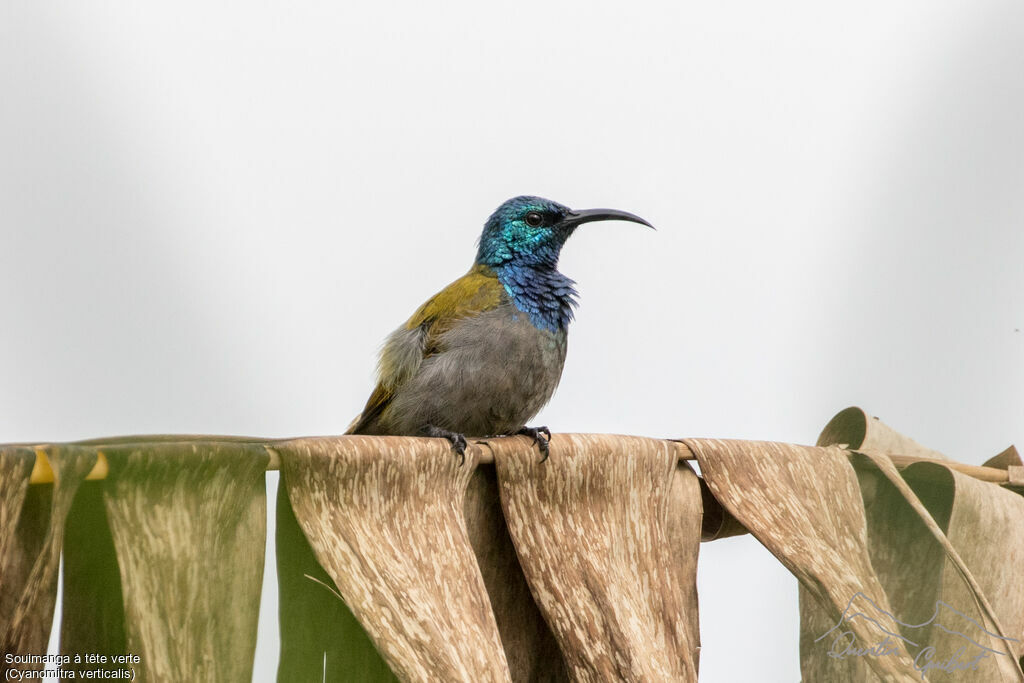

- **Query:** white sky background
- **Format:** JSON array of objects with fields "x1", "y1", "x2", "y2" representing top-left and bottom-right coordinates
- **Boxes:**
[{"x1": 2, "y1": 2, "x2": 1022, "y2": 681}]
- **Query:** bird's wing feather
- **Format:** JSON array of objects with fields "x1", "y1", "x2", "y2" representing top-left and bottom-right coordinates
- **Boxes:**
[{"x1": 346, "y1": 264, "x2": 505, "y2": 434}]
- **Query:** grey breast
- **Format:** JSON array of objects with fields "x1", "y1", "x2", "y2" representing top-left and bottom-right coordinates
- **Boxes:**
[{"x1": 381, "y1": 303, "x2": 568, "y2": 436}]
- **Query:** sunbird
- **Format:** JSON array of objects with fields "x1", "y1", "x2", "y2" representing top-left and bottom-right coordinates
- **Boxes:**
[{"x1": 347, "y1": 195, "x2": 652, "y2": 461}]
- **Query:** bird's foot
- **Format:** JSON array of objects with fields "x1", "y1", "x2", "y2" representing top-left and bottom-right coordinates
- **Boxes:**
[
  {"x1": 516, "y1": 425, "x2": 551, "y2": 462},
  {"x1": 422, "y1": 425, "x2": 468, "y2": 465}
]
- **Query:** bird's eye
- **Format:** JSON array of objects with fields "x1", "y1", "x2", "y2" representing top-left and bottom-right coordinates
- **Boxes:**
[{"x1": 524, "y1": 211, "x2": 543, "y2": 227}]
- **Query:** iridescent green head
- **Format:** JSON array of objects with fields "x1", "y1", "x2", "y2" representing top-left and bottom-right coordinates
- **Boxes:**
[{"x1": 475, "y1": 195, "x2": 652, "y2": 269}]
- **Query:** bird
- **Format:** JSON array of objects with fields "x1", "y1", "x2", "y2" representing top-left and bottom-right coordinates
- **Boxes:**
[{"x1": 347, "y1": 195, "x2": 652, "y2": 462}]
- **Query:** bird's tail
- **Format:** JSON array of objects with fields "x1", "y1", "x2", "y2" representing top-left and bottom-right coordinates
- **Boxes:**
[{"x1": 344, "y1": 413, "x2": 363, "y2": 434}]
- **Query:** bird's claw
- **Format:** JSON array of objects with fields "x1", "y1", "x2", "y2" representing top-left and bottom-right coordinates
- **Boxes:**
[
  {"x1": 423, "y1": 425, "x2": 468, "y2": 466},
  {"x1": 452, "y1": 434, "x2": 468, "y2": 465},
  {"x1": 517, "y1": 425, "x2": 551, "y2": 462}
]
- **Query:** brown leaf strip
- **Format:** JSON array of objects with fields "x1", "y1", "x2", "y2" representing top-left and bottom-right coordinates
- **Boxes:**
[
  {"x1": 489, "y1": 434, "x2": 700, "y2": 682},
  {"x1": 854, "y1": 450, "x2": 1024, "y2": 682},
  {"x1": 686, "y1": 438, "x2": 921, "y2": 682},
  {"x1": 274, "y1": 436, "x2": 511, "y2": 682}
]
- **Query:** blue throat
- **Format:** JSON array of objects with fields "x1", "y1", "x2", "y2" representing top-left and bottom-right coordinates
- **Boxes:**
[{"x1": 493, "y1": 263, "x2": 578, "y2": 333}]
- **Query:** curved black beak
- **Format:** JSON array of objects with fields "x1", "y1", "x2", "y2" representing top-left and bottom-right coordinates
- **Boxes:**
[{"x1": 561, "y1": 207, "x2": 654, "y2": 230}]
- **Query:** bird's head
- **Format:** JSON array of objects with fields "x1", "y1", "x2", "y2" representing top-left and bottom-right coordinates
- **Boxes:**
[{"x1": 475, "y1": 195, "x2": 652, "y2": 269}]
